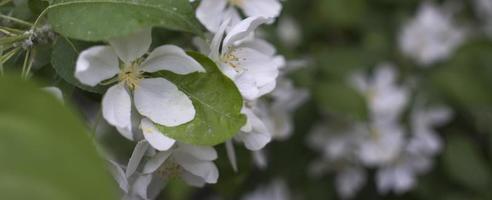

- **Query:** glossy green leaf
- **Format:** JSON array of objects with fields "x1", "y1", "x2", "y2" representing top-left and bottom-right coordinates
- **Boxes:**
[
  {"x1": 51, "y1": 37, "x2": 106, "y2": 93},
  {"x1": 156, "y1": 52, "x2": 246, "y2": 146},
  {"x1": 46, "y1": 0, "x2": 201, "y2": 41},
  {"x1": 0, "y1": 75, "x2": 117, "y2": 200}
]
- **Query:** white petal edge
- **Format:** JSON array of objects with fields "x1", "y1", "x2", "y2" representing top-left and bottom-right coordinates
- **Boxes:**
[
  {"x1": 175, "y1": 143, "x2": 218, "y2": 161},
  {"x1": 223, "y1": 16, "x2": 269, "y2": 49},
  {"x1": 134, "y1": 78, "x2": 196, "y2": 127},
  {"x1": 142, "y1": 150, "x2": 172, "y2": 174},
  {"x1": 141, "y1": 45, "x2": 205, "y2": 74},
  {"x1": 75, "y1": 45, "x2": 119, "y2": 87},
  {"x1": 108, "y1": 29, "x2": 152, "y2": 64},
  {"x1": 126, "y1": 140, "x2": 149, "y2": 177},
  {"x1": 140, "y1": 118, "x2": 176, "y2": 151},
  {"x1": 102, "y1": 84, "x2": 133, "y2": 139},
  {"x1": 174, "y1": 152, "x2": 219, "y2": 184},
  {"x1": 195, "y1": 0, "x2": 228, "y2": 32},
  {"x1": 241, "y1": 0, "x2": 282, "y2": 19}
]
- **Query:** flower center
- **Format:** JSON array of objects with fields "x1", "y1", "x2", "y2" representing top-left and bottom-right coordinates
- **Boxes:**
[
  {"x1": 221, "y1": 48, "x2": 245, "y2": 73},
  {"x1": 157, "y1": 158, "x2": 182, "y2": 179},
  {"x1": 118, "y1": 63, "x2": 143, "y2": 90},
  {"x1": 228, "y1": 0, "x2": 243, "y2": 6}
]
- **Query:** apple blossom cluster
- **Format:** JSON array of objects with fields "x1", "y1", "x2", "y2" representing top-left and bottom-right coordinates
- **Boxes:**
[
  {"x1": 308, "y1": 64, "x2": 453, "y2": 199},
  {"x1": 68, "y1": 0, "x2": 306, "y2": 199}
]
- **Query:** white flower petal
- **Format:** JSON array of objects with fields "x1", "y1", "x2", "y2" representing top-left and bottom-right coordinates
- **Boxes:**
[
  {"x1": 240, "y1": 39, "x2": 277, "y2": 56},
  {"x1": 141, "y1": 45, "x2": 205, "y2": 74},
  {"x1": 236, "y1": 131, "x2": 271, "y2": 151},
  {"x1": 210, "y1": 18, "x2": 231, "y2": 60},
  {"x1": 241, "y1": 0, "x2": 282, "y2": 19},
  {"x1": 180, "y1": 170, "x2": 206, "y2": 187},
  {"x1": 108, "y1": 29, "x2": 152, "y2": 64},
  {"x1": 107, "y1": 160, "x2": 129, "y2": 193},
  {"x1": 102, "y1": 84, "x2": 133, "y2": 139},
  {"x1": 252, "y1": 150, "x2": 267, "y2": 170},
  {"x1": 231, "y1": 47, "x2": 280, "y2": 100},
  {"x1": 225, "y1": 140, "x2": 238, "y2": 172},
  {"x1": 223, "y1": 17, "x2": 269, "y2": 49},
  {"x1": 132, "y1": 174, "x2": 153, "y2": 200},
  {"x1": 126, "y1": 140, "x2": 149, "y2": 177},
  {"x1": 134, "y1": 78, "x2": 196, "y2": 127},
  {"x1": 196, "y1": 0, "x2": 228, "y2": 32},
  {"x1": 140, "y1": 118, "x2": 176, "y2": 151},
  {"x1": 75, "y1": 45, "x2": 119, "y2": 87},
  {"x1": 142, "y1": 150, "x2": 172, "y2": 174},
  {"x1": 175, "y1": 143, "x2": 218, "y2": 161},
  {"x1": 116, "y1": 126, "x2": 135, "y2": 141},
  {"x1": 42, "y1": 87, "x2": 63, "y2": 102},
  {"x1": 174, "y1": 152, "x2": 219, "y2": 184}
]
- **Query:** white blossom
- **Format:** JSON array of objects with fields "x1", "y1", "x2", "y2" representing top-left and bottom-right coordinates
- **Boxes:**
[
  {"x1": 242, "y1": 179, "x2": 290, "y2": 200},
  {"x1": 140, "y1": 142, "x2": 219, "y2": 187},
  {"x1": 196, "y1": 0, "x2": 282, "y2": 32},
  {"x1": 399, "y1": 2, "x2": 466, "y2": 66},
  {"x1": 75, "y1": 29, "x2": 204, "y2": 140},
  {"x1": 335, "y1": 167, "x2": 366, "y2": 200},
  {"x1": 208, "y1": 17, "x2": 284, "y2": 101}
]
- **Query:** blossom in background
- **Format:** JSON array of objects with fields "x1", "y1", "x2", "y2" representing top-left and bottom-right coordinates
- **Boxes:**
[
  {"x1": 277, "y1": 16, "x2": 302, "y2": 48},
  {"x1": 242, "y1": 179, "x2": 290, "y2": 200},
  {"x1": 375, "y1": 104, "x2": 453, "y2": 194},
  {"x1": 352, "y1": 64, "x2": 407, "y2": 166},
  {"x1": 474, "y1": 0, "x2": 492, "y2": 36},
  {"x1": 336, "y1": 167, "x2": 366, "y2": 200},
  {"x1": 399, "y1": 2, "x2": 466, "y2": 66},
  {"x1": 352, "y1": 64, "x2": 409, "y2": 124},
  {"x1": 196, "y1": 0, "x2": 282, "y2": 32},
  {"x1": 308, "y1": 63, "x2": 454, "y2": 198},
  {"x1": 260, "y1": 79, "x2": 309, "y2": 140},
  {"x1": 75, "y1": 29, "x2": 204, "y2": 140}
]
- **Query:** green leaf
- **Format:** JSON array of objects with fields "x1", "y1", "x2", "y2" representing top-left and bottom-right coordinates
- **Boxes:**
[
  {"x1": 156, "y1": 52, "x2": 246, "y2": 146},
  {"x1": 46, "y1": 0, "x2": 202, "y2": 41},
  {"x1": 432, "y1": 39, "x2": 492, "y2": 106},
  {"x1": 314, "y1": 81, "x2": 368, "y2": 120},
  {"x1": 51, "y1": 37, "x2": 106, "y2": 93},
  {"x1": 443, "y1": 134, "x2": 491, "y2": 192},
  {"x1": 0, "y1": 75, "x2": 117, "y2": 200}
]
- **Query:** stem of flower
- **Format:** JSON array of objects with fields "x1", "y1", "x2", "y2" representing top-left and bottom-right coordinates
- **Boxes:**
[
  {"x1": 21, "y1": 48, "x2": 31, "y2": 79},
  {"x1": 0, "y1": 14, "x2": 34, "y2": 27},
  {"x1": 0, "y1": 0, "x2": 12, "y2": 7}
]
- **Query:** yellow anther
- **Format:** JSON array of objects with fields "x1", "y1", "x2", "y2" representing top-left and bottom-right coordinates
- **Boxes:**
[{"x1": 118, "y1": 63, "x2": 143, "y2": 90}]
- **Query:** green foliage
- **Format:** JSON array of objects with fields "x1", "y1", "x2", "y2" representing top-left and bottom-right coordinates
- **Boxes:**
[
  {"x1": 314, "y1": 80, "x2": 368, "y2": 120},
  {"x1": 45, "y1": 0, "x2": 201, "y2": 41},
  {"x1": 156, "y1": 52, "x2": 246, "y2": 146},
  {"x1": 443, "y1": 134, "x2": 491, "y2": 192},
  {"x1": 432, "y1": 39, "x2": 492, "y2": 107},
  {"x1": 0, "y1": 75, "x2": 117, "y2": 200}
]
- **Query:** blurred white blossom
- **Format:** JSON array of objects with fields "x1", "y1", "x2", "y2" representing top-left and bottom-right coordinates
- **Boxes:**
[
  {"x1": 399, "y1": 2, "x2": 466, "y2": 66},
  {"x1": 242, "y1": 179, "x2": 290, "y2": 200}
]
